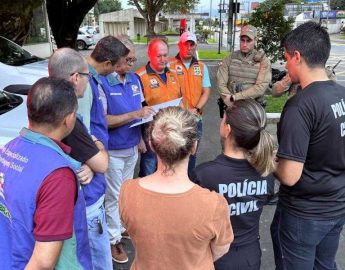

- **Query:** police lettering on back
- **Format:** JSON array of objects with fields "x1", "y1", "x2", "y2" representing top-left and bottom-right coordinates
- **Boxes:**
[
  {"x1": 218, "y1": 179, "x2": 268, "y2": 216},
  {"x1": 330, "y1": 98, "x2": 345, "y2": 137}
]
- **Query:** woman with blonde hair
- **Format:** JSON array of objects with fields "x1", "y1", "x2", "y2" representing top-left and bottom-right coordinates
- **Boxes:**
[
  {"x1": 119, "y1": 106, "x2": 233, "y2": 270},
  {"x1": 193, "y1": 99, "x2": 275, "y2": 270}
]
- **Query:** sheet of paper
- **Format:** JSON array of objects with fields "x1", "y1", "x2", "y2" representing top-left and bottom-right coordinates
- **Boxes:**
[{"x1": 130, "y1": 97, "x2": 183, "y2": 128}]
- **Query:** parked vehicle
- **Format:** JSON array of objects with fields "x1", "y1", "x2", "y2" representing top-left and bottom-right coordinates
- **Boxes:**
[
  {"x1": 0, "y1": 85, "x2": 29, "y2": 147},
  {"x1": 77, "y1": 29, "x2": 95, "y2": 50},
  {"x1": 0, "y1": 36, "x2": 48, "y2": 89}
]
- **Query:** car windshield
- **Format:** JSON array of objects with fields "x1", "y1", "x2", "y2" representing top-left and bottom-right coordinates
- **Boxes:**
[{"x1": 0, "y1": 36, "x2": 43, "y2": 66}]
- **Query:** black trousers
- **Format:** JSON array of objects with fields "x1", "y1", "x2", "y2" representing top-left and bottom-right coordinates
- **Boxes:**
[{"x1": 215, "y1": 240, "x2": 261, "y2": 270}]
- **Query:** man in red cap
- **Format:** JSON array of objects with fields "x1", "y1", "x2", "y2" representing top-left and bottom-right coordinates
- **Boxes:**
[
  {"x1": 169, "y1": 31, "x2": 211, "y2": 176},
  {"x1": 217, "y1": 24, "x2": 271, "y2": 107}
]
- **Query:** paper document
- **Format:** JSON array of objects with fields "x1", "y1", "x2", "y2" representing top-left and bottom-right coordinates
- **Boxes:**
[{"x1": 130, "y1": 97, "x2": 183, "y2": 128}]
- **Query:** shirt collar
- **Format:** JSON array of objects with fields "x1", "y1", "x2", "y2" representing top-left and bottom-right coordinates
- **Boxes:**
[
  {"x1": 106, "y1": 72, "x2": 132, "y2": 86},
  {"x1": 146, "y1": 62, "x2": 169, "y2": 75},
  {"x1": 88, "y1": 64, "x2": 102, "y2": 84}
]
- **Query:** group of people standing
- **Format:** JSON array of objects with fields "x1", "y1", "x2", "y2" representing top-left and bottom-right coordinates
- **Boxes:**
[{"x1": 0, "y1": 20, "x2": 345, "y2": 270}]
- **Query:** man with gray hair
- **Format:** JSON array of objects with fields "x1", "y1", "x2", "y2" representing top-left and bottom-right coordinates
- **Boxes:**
[{"x1": 49, "y1": 48, "x2": 111, "y2": 269}]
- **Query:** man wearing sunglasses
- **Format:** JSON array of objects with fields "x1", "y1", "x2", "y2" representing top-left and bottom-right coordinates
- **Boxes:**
[{"x1": 217, "y1": 25, "x2": 271, "y2": 108}]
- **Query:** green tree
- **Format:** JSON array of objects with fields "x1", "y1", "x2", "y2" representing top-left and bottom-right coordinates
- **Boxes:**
[
  {"x1": 249, "y1": 0, "x2": 294, "y2": 62},
  {"x1": 128, "y1": 0, "x2": 199, "y2": 35},
  {"x1": 94, "y1": 0, "x2": 121, "y2": 17},
  {"x1": 330, "y1": 0, "x2": 345, "y2": 10},
  {"x1": 1, "y1": 0, "x2": 97, "y2": 48},
  {"x1": 0, "y1": 0, "x2": 43, "y2": 45}
]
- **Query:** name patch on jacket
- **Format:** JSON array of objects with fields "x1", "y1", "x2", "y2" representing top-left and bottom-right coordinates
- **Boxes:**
[
  {"x1": 150, "y1": 78, "x2": 160, "y2": 88},
  {"x1": 176, "y1": 65, "x2": 184, "y2": 75},
  {"x1": 193, "y1": 65, "x2": 202, "y2": 76},
  {"x1": 131, "y1": 84, "x2": 141, "y2": 96}
]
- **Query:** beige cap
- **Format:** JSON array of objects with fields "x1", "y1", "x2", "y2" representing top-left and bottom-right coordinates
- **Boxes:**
[{"x1": 240, "y1": 25, "x2": 257, "y2": 39}]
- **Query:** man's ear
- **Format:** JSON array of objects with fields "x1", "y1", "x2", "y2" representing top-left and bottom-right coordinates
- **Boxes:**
[
  {"x1": 293, "y1": 50, "x2": 302, "y2": 64},
  {"x1": 69, "y1": 73, "x2": 78, "y2": 88},
  {"x1": 63, "y1": 111, "x2": 76, "y2": 131}
]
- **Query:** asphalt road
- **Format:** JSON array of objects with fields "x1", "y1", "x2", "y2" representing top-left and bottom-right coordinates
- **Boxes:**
[{"x1": 82, "y1": 37, "x2": 345, "y2": 270}]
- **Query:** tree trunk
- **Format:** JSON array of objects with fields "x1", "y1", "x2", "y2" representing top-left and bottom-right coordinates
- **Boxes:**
[
  {"x1": 146, "y1": 18, "x2": 156, "y2": 36},
  {"x1": 46, "y1": 0, "x2": 97, "y2": 49},
  {"x1": 0, "y1": 0, "x2": 43, "y2": 45}
]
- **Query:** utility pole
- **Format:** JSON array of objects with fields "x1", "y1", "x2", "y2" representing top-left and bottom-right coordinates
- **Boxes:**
[
  {"x1": 232, "y1": 0, "x2": 238, "y2": 51},
  {"x1": 218, "y1": 0, "x2": 222, "y2": 54},
  {"x1": 227, "y1": 0, "x2": 234, "y2": 52}
]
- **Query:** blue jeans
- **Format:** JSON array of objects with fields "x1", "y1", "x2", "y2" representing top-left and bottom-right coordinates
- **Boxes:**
[
  {"x1": 139, "y1": 130, "x2": 157, "y2": 177},
  {"x1": 86, "y1": 198, "x2": 112, "y2": 270},
  {"x1": 188, "y1": 118, "x2": 203, "y2": 177},
  {"x1": 270, "y1": 205, "x2": 345, "y2": 270}
]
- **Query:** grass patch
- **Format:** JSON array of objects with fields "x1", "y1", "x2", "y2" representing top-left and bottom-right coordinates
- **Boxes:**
[
  {"x1": 265, "y1": 94, "x2": 288, "y2": 113},
  {"x1": 198, "y1": 50, "x2": 230, "y2": 60},
  {"x1": 207, "y1": 38, "x2": 217, "y2": 44},
  {"x1": 131, "y1": 37, "x2": 175, "y2": 44},
  {"x1": 131, "y1": 37, "x2": 149, "y2": 43},
  {"x1": 341, "y1": 35, "x2": 345, "y2": 40},
  {"x1": 159, "y1": 30, "x2": 179, "y2": 35}
]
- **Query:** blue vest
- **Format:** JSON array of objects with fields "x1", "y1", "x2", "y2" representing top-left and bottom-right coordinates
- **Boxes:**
[
  {"x1": 89, "y1": 76, "x2": 109, "y2": 149},
  {"x1": 74, "y1": 116, "x2": 106, "y2": 207},
  {"x1": 100, "y1": 73, "x2": 142, "y2": 150},
  {"x1": 0, "y1": 129, "x2": 92, "y2": 269},
  {"x1": 83, "y1": 172, "x2": 106, "y2": 207},
  {"x1": 0, "y1": 194, "x2": 12, "y2": 270}
]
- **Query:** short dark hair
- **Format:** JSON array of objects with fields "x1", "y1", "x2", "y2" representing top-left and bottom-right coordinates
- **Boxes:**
[
  {"x1": 27, "y1": 77, "x2": 77, "y2": 126},
  {"x1": 91, "y1": 36, "x2": 129, "y2": 65},
  {"x1": 283, "y1": 21, "x2": 330, "y2": 68}
]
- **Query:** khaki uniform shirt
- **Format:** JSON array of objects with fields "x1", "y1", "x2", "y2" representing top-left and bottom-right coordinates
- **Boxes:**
[{"x1": 217, "y1": 49, "x2": 271, "y2": 101}]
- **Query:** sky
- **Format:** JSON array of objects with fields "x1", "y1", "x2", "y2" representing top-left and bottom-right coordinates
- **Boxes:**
[{"x1": 120, "y1": 0, "x2": 263, "y2": 17}]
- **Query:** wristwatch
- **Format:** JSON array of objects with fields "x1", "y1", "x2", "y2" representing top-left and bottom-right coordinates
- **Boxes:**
[{"x1": 195, "y1": 107, "x2": 201, "y2": 114}]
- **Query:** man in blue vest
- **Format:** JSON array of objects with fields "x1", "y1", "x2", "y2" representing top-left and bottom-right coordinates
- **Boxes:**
[
  {"x1": 49, "y1": 48, "x2": 111, "y2": 269},
  {"x1": 77, "y1": 35, "x2": 130, "y2": 266},
  {"x1": 78, "y1": 36, "x2": 130, "y2": 143},
  {"x1": 0, "y1": 77, "x2": 92, "y2": 269},
  {"x1": 0, "y1": 173, "x2": 11, "y2": 270}
]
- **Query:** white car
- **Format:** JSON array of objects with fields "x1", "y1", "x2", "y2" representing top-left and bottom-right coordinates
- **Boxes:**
[
  {"x1": 77, "y1": 30, "x2": 95, "y2": 50},
  {"x1": 0, "y1": 85, "x2": 29, "y2": 147},
  {"x1": 0, "y1": 36, "x2": 48, "y2": 89}
]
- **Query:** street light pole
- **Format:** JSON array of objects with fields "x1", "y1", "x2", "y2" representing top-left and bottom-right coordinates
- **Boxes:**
[{"x1": 218, "y1": 0, "x2": 222, "y2": 54}]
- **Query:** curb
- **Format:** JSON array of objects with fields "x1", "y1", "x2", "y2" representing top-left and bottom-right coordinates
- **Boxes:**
[{"x1": 267, "y1": 113, "x2": 281, "y2": 124}]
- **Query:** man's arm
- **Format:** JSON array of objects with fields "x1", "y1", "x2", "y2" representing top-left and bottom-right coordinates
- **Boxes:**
[
  {"x1": 274, "y1": 158, "x2": 304, "y2": 186},
  {"x1": 85, "y1": 138, "x2": 108, "y2": 173},
  {"x1": 233, "y1": 56, "x2": 272, "y2": 101},
  {"x1": 216, "y1": 56, "x2": 232, "y2": 96},
  {"x1": 106, "y1": 106, "x2": 155, "y2": 129},
  {"x1": 63, "y1": 120, "x2": 108, "y2": 173},
  {"x1": 272, "y1": 74, "x2": 292, "y2": 97},
  {"x1": 25, "y1": 241, "x2": 63, "y2": 270}
]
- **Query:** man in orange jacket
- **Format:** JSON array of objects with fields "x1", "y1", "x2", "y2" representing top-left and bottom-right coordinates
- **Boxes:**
[
  {"x1": 169, "y1": 31, "x2": 211, "y2": 176},
  {"x1": 136, "y1": 38, "x2": 183, "y2": 176}
]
